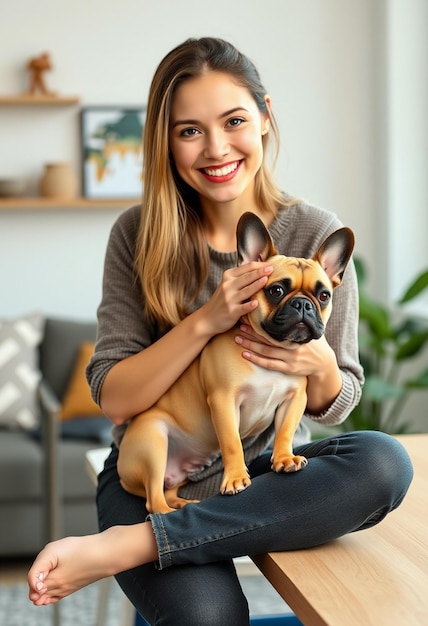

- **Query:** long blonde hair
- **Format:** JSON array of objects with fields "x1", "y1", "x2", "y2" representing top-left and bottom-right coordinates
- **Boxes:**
[{"x1": 136, "y1": 37, "x2": 286, "y2": 328}]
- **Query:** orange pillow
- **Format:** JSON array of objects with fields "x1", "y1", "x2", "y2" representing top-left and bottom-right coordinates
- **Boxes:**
[{"x1": 60, "y1": 342, "x2": 104, "y2": 420}]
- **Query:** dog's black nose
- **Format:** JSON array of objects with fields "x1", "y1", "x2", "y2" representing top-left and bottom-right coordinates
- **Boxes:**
[{"x1": 290, "y1": 297, "x2": 313, "y2": 313}]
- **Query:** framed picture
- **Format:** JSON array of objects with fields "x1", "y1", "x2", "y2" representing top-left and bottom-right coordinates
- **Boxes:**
[{"x1": 80, "y1": 106, "x2": 146, "y2": 199}]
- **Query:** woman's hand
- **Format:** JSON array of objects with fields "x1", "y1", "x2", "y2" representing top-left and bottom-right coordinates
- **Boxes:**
[
  {"x1": 198, "y1": 263, "x2": 274, "y2": 337},
  {"x1": 235, "y1": 324, "x2": 343, "y2": 414},
  {"x1": 101, "y1": 263, "x2": 274, "y2": 423},
  {"x1": 235, "y1": 324, "x2": 328, "y2": 376}
]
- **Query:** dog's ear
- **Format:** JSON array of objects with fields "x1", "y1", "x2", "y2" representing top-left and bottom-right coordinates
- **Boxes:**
[
  {"x1": 314, "y1": 227, "x2": 355, "y2": 288},
  {"x1": 236, "y1": 212, "x2": 277, "y2": 265}
]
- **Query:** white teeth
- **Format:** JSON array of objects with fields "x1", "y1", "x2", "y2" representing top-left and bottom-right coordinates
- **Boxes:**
[{"x1": 204, "y1": 162, "x2": 239, "y2": 177}]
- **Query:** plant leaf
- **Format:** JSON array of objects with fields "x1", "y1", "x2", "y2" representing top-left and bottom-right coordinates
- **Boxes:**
[
  {"x1": 354, "y1": 257, "x2": 367, "y2": 285},
  {"x1": 399, "y1": 270, "x2": 428, "y2": 304},
  {"x1": 359, "y1": 294, "x2": 392, "y2": 339},
  {"x1": 405, "y1": 368, "x2": 428, "y2": 389},
  {"x1": 352, "y1": 257, "x2": 428, "y2": 433},
  {"x1": 395, "y1": 331, "x2": 428, "y2": 360},
  {"x1": 363, "y1": 376, "x2": 403, "y2": 401},
  {"x1": 344, "y1": 413, "x2": 378, "y2": 431},
  {"x1": 396, "y1": 317, "x2": 427, "y2": 335}
]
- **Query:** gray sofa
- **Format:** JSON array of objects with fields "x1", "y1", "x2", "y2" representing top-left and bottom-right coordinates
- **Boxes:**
[{"x1": 0, "y1": 317, "x2": 112, "y2": 557}]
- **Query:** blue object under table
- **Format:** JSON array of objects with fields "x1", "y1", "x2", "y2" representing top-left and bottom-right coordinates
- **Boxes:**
[{"x1": 135, "y1": 612, "x2": 303, "y2": 625}]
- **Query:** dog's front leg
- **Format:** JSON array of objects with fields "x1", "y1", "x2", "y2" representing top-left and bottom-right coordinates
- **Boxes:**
[
  {"x1": 271, "y1": 381, "x2": 308, "y2": 472},
  {"x1": 208, "y1": 391, "x2": 251, "y2": 495}
]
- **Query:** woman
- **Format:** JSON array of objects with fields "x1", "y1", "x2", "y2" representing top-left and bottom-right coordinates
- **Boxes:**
[{"x1": 28, "y1": 37, "x2": 413, "y2": 625}]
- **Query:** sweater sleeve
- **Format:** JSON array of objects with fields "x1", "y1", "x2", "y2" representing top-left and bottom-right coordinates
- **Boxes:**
[
  {"x1": 87, "y1": 200, "x2": 364, "y2": 432},
  {"x1": 86, "y1": 205, "x2": 156, "y2": 406},
  {"x1": 305, "y1": 257, "x2": 364, "y2": 426},
  {"x1": 271, "y1": 200, "x2": 364, "y2": 427}
]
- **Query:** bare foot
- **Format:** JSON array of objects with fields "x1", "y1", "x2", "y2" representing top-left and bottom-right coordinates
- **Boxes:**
[{"x1": 28, "y1": 524, "x2": 158, "y2": 605}]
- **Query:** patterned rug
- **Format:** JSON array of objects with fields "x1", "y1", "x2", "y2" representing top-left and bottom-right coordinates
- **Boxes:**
[
  {"x1": 0, "y1": 575, "x2": 290, "y2": 625},
  {"x1": 0, "y1": 580, "x2": 124, "y2": 626}
]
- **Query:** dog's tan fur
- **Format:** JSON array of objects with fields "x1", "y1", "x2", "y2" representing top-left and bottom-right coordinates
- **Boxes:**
[{"x1": 118, "y1": 213, "x2": 354, "y2": 513}]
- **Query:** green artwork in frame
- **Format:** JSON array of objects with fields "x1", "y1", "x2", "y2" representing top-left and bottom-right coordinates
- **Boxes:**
[{"x1": 80, "y1": 106, "x2": 146, "y2": 199}]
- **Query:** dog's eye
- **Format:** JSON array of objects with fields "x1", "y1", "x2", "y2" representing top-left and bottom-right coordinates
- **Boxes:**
[
  {"x1": 268, "y1": 285, "x2": 285, "y2": 299},
  {"x1": 318, "y1": 291, "x2": 331, "y2": 303}
]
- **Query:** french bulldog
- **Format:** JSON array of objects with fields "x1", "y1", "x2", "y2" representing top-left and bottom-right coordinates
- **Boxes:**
[{"x1": 118, "y1": 212, "x2": 354, "y2": 513}]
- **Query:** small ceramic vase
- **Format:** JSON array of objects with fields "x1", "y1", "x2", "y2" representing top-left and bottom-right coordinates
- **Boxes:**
[{"x1": 40, "y1": 163, "x2": 77, "y2": 198}]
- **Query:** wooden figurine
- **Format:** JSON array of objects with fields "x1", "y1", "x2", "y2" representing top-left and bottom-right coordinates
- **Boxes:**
[{"x1": 27, "y1": 53, "x2": 55, "y2": 96}]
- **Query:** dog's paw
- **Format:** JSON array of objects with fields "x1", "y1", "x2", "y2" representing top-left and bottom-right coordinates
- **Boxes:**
[
  {"x1": 146, "y1": 501, "x2": 178, "y2": 514},
  {"x1": 165, "y1": 495, "x2": 199, "y2": 510},
  {"x1": 271, "y1": 455, "x2": 308, "y2": 473},
  {"x1": 220, "y1": 473, "x2": 251, "y2": 495}
]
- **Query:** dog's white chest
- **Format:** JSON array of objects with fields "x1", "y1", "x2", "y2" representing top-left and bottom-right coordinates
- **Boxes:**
[{"x1": 238, "y1": 366, "x2": 300, "y2": 437}]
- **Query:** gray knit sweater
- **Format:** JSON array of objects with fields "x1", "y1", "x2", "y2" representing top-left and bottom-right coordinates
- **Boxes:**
[{"x1": 87, "y1": 199, "x2": 363, "y2": 499}]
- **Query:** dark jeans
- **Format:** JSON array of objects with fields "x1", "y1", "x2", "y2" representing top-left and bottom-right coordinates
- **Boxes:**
[{"x1": 97, "y1": 431, "x2": 413, "y2": 626}]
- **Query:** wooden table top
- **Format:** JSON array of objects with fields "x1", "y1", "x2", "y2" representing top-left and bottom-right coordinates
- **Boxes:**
[{"x1": 252, "y1": 434, "x2": 428, "y2": 626}]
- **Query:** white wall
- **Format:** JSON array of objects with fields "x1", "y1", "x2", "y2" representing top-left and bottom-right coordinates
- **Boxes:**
[
  {"x1": 0, "y1": 0, "x2": 426, "y2": 316},
  {"x1": 384, "y1": 0, "x2": 428, "y2": 309}
]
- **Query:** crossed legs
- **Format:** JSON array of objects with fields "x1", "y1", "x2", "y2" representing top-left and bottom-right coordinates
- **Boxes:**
[{"x1": 28, "y1": 431, "x2": 413, "y2": 625}]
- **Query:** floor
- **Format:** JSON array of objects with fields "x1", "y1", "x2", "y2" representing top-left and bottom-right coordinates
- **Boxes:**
[{"x1": 0, "y1": 556, "x2": 292, "y2": 618}]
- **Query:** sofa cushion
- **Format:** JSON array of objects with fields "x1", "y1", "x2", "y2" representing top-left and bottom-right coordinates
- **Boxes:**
[
  {"x1": 0, "y1": 312, "x2": 44, "y2": 430},
  {"x1": 0, "y1": 430, "x2": 42, "y2": 499},
  {"x1": 30, "y1": 416, "x2": 113, "y2": 444},
  {"x1": 60, "y1": 416, "x2": 112, "y2": 443},
  {"x1": 39, "y1": 318, "x2": 97, "y2": 400},
  {"x1": 60, "y1": 438, "x2": 109, "y2": 498},
  {"x1": 0, "y1": 429, "x2": 109, "y2": 501}
]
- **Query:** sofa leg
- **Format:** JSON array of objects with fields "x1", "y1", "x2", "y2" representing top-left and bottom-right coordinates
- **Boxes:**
[
  {"x1": 42, "y1": 396, "x2": 62, "y2": 543},
  {"x1": 53, "y1": 603, "x2": 61, "y2": 626}
]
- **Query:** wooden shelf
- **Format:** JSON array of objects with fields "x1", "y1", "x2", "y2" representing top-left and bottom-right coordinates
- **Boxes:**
[
  {"x1": 0, "y1": 197, "x2": 139, "y2": 211},
  {"x1": 0, "y1": 95, "x2": 80, "y2": 106}
]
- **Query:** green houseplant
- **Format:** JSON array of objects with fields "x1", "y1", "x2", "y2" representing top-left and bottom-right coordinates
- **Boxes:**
[{"x1": 342, "y1": 260, "x2": 428, "y2": 434}]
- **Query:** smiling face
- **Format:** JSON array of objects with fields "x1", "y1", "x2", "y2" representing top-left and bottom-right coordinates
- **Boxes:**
[{"x1": 169, "y1": 71, "x2": 269, "y2": 209}]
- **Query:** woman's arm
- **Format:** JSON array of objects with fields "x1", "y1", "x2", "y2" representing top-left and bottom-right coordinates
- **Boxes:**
[
  {"x1": 234, "y1": 259, "x2": 363, "y2": 425},
  {"x1": 88, "y1": 209, "x2": 274, "y2": 424},
  {"x1": 236, "y1": 330, "x2": 343, "y2": 411},
  {"x1": 100, "y1": 263, "x2": 273, "y2": 424}
]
